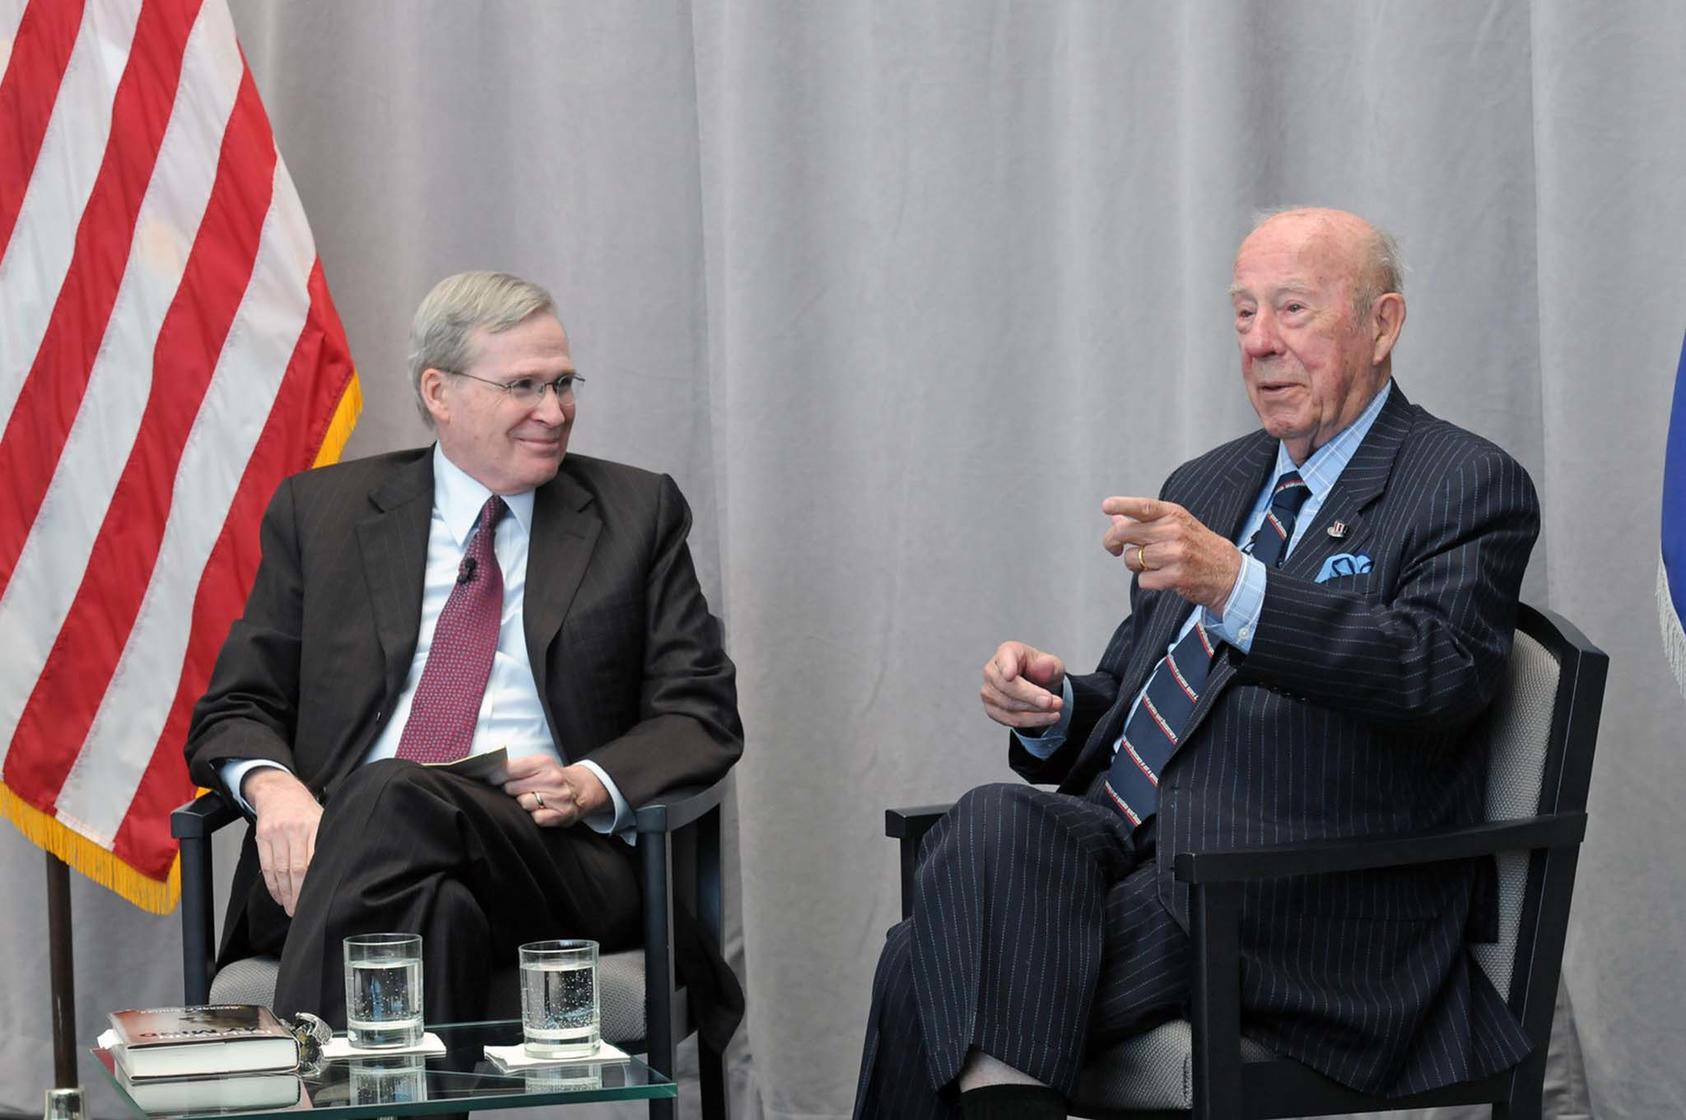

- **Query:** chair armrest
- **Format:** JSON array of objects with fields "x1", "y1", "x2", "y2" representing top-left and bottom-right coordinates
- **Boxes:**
[
  {"x1": 637, "y1": 774, "x2": 732, "y2": 1078},
  {"x1": 1177, "y1": 812, "x2": 1586, "y2": 1116},
  {"x1": 170, "y1": 789, "x2": 241, "y2": 839},
  {"x1": 885, "y1": 804, "x2": 953, "y2": 840},
  {"x1": 1174, "y1": 812, "x2": 1586, "y2": 884},
  {"x1": 886, "y1": 804, "x2": 954, "y2": 921},
  {"x1": 634, "y1": 775, "x2": 731, "y2": 835},
  {"x1": 172, "y1": 791, "x2": 240, "y2": 1005}
]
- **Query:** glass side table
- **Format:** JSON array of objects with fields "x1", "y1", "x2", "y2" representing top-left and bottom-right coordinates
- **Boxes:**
[{"x1": 92, "y1": 1019, "x2": 676, "y2": 1118}]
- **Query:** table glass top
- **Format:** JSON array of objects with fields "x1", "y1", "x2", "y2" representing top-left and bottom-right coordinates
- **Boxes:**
[{"x1": 92, "y1": 1019, "x2": 674, "y2": 1118}]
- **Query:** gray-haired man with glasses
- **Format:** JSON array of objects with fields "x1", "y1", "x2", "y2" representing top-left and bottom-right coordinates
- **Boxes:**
[{"x1": 187, "y1": 271, "x2": 744, "y2": 1046}]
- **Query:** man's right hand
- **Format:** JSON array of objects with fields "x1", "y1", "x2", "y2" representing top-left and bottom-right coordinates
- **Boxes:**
[
  {"x1": 981, "y1": 641, "x2": 1066, "y2": 730},
  {"x1": 243, "y1": 769, "x2": 323, "y2": 917}
]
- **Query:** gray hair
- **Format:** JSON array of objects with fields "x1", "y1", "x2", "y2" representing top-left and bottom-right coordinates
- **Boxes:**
[
  {"x1": 1352, "y1": 225, "x2": 1404, "y2": 317},
  {"x1": 1251, "y1": 207, "x2": 1404, "y2": 320},
  {"x1": 408, "y1": 271, "x2": 558, "y2": 424}
]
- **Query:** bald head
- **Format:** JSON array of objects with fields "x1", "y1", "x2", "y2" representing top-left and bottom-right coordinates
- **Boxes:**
[
  {"x1": 1229, "y1": 208, "x2": 1408, "y2": 463},
  {"x1": 1245, "y1": 208, "x2": 1402, "y2": 319}
]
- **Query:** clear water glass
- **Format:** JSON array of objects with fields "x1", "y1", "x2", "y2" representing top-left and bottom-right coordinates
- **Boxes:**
[
  {"x1": 519, "y1": 938, "x2": 600, "y2": 1057},
  {"x1": 343, "y1": 932, "x2": 424, "y2": 1048}
]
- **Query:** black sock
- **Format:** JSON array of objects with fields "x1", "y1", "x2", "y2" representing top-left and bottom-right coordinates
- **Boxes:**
[{"x1": 959, "y1": 1082, "x2": 1066, "y2": 1119}]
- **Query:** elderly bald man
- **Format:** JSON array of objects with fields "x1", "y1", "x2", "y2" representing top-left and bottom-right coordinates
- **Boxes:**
[{"x1": 854, "y1": 209, "x2": 1537, "y2": 1119}]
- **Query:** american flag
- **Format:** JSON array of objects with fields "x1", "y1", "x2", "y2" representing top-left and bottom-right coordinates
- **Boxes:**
[{"x1": 0, "y1": 0, "x2": 358, "y2": 912}]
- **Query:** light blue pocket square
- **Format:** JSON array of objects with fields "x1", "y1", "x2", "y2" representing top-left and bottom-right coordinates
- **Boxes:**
[{"x1": 1316, "y1": 553, "x2": 1373, "y2": 582}]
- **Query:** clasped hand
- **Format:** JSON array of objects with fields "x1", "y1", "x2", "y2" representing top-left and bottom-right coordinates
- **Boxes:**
[
  {"x1": 981, "y1": 641, "x2": 1067, "y2": 731},
  {"x1": 502, "y1": 754, "x2": 609, "y2": 828}
]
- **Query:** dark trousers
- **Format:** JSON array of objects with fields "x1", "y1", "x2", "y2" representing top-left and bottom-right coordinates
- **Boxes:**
[
  {"x1": 854, "y1": 783, "x2": 1192, "y2": 1119},
  {"x1": 246, "y1": 758, "x2": 641, "y2": 1027}
]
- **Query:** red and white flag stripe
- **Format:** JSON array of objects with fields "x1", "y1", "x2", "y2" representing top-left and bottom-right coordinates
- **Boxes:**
[{"x1": 0, "y1": 0, "x2": 358, "y2": 912}]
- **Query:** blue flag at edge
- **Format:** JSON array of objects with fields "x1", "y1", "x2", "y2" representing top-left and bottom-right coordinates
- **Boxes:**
[{"x1": 1659, "y1": 332, "x2": 1686, "y2": 694}]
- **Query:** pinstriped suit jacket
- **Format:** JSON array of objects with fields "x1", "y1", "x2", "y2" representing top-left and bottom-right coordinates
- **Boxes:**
[
  {"x1": 186, "y1": 447, "x2": 742, "y2": 959},
  {"x1": 1009, "y1": 384, "x2": 1539, "y2": 1093}
]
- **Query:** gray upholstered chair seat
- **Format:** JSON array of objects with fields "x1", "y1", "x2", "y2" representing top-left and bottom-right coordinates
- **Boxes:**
[{"x1": 1073, "y1": 1022, "x2": 1275, "y2": 1112}]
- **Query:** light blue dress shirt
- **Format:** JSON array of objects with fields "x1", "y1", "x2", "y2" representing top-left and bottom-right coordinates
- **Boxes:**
[
  {"x1": 1019, "y1": 381, "x2": 1393, "y2": 760},
  {"x1": 222, "y1": 445, "x2": 632, "y2": 834}
]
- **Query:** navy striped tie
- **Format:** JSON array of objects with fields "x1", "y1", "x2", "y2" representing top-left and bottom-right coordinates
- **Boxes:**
[{"x1": 1101, "y1": 471, "x2": 1311, "y2": 827}]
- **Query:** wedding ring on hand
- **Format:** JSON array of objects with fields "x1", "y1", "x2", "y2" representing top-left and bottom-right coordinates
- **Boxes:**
[
  {"x1": 1136, "y1": 544, "x2": 1151, "y2": 572},
  {"x1": 533, "y1": 791, "x2": 545, "y2": 809}
]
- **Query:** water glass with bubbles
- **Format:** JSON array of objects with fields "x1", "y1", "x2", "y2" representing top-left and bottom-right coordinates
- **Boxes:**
[
  {"x1": 343, "y1": 933, "x2": 424, "y2": 1048},
  {"x1": 519, "y1": 939, "x2": 599, "y2": 1057}
]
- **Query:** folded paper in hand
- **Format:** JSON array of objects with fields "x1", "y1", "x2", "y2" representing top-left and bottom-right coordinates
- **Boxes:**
[{"x1": 426, "y1": 746, "x2": 509, "y2": 784}]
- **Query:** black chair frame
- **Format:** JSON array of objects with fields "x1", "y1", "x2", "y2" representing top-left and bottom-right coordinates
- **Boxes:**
[
  {"x1": 886, "y1": 604, "x2": 1606, "y2": 1120},
  {"x1": 174, "y1": 776, "x2": 733, "y2": 1120}
]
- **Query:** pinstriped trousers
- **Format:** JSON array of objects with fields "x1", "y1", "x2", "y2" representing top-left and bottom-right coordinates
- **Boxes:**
[{"x1": 854, "y1": 783, "x2": 1191, "y2": 1119}]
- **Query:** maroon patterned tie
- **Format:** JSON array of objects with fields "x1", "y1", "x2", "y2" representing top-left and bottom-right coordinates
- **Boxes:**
[{"x1": 396, "y1": 495, "x2": 507, "y2": 764}]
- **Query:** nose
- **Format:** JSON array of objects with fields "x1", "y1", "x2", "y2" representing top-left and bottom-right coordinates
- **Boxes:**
[
  {"x1": 1242, "y1": 308, "x2": 1284, "y2": 358},
  {"x1": 531, "y1": 384, "x2": 570, "y2": 425}
]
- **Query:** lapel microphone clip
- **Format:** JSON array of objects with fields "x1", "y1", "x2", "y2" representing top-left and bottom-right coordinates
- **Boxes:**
[{"x1": 457, "y1": 556, "x2": 477, "y2": 584}]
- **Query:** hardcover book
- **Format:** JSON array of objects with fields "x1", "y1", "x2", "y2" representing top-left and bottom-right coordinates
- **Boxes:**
[
  {"x1": 106, "y1": 1004, "x2": 298, "y2": 1079},
  {"x1": 116, "y1": 1066, "x2": 302, "y2": 1113}
]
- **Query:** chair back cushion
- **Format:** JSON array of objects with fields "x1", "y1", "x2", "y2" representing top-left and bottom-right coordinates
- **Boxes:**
[
  {"x1": 1470, "y1": 627, "x2": 1561, "y2": 999},
  {"x1": 208, "y1": 954, "x2": 281, "y2": 1007}
]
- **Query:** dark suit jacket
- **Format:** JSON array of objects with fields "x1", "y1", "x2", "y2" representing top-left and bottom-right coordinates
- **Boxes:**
[
  {"x1": 185, "y1": 447, "x2": 742, "y2": 960},
  {"x1": 1011, "y1": 385, "x2": 1539, "y2": 1094}
]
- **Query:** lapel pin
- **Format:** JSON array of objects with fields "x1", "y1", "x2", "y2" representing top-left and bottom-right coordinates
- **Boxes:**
[{"x1": 1326, "y1": 521, "x2": 1348, "y2": 539}]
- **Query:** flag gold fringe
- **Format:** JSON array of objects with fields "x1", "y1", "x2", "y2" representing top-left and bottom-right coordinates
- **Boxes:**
[
  {"x1": 313, "y1": 370, "x2": 362, "y2": 468},
  {"x1": 0, "y1": 784, "x2": 180, "y2": 914},
  {"x1": 1657, "y1": 557, "x2": 1686, "y2": 696}
]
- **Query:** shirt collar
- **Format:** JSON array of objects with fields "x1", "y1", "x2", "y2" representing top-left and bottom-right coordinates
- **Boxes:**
[
  {"x1": 432, "y1": 444, "x2": 536, "y2": 545},
  {"x1": 1273, "y1": 380, "x2": 1393, "y2": 500}
]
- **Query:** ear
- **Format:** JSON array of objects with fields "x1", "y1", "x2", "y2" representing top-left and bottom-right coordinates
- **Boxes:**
[
  {"x1": 418, "y1": 368, "x2": 453, "y2": 425},
  {"x1": 1369, "y1": 291, "x2": 1406, "y2": 366}
]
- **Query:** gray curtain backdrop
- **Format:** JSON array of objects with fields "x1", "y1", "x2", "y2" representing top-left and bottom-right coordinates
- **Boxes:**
[{"x1": 1, "y1": 2, "x2": 1681, "y2": 1117}]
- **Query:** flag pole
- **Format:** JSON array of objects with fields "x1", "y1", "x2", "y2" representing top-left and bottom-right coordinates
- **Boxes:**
[{"x1": 43, "y1": 851, "x2": 84, "y2": 1116}]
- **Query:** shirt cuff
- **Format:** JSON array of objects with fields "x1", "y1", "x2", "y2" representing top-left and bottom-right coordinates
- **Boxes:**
[
  {"x1": 575, "y1": 759, "x2": 632, "y2": 835},
  {"x1": 219, "y1": 758, "x2": 290, "y2": 815},
  {"x1": 1013, "y1": 677, "x2": 1077, "y2": 759},
  {"x1": 1202, "y1": 554, "x2": 1266, "y2": 653}
]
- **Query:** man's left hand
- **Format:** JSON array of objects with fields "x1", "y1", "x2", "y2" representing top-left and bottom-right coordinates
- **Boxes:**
[
  {"x1": 1101, "y1": 496, "x2": 1242, "y2": 614},
  {"x1": 503, "y1": 755, "x2": 610, "y2": 827}
]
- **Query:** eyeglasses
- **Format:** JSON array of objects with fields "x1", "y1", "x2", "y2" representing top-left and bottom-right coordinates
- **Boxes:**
[{"x1": 448, "y1": 370, "x2": 585, "y2": 405}]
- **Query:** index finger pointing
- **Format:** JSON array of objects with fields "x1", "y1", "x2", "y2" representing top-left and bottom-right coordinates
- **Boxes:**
[{"x1": 1101, "y1": 496, "x2": 1159, "y2": 520}]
